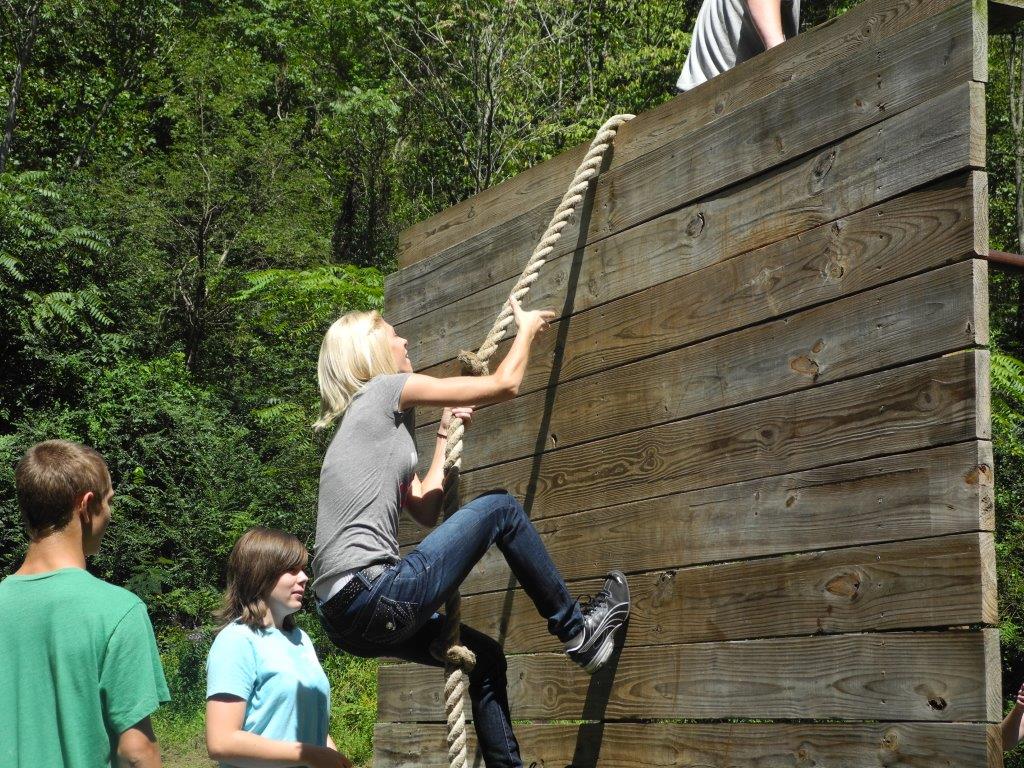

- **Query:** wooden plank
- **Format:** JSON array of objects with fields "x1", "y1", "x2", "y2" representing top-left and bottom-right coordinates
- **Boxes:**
[
  {"x1": 413, "y1": 173, "x2": 987, "y2": 406},
  {"x1": 399, "y1": 83, "x2": 985, "y2": 371},
  {"x1": 448, "y1": 350, "x2": 988, "y2": 524},
  {"x1": 402, "y1": 440, "x2": 995, "y2": 584},
  {"x1": 375, "y1": 722, "x2": 999, "y2": 768},
  {"x1": 387, "y1": 9, "x2": 983, "y2": 326},
  {"x1": 411, "y1": 260, "x2": 987, "y2": 472},
  {"x1": 377, "y1": 629, "x2": 1000, "y2": 722},
  {"x1": 396, "y1": 0, "x2": 976, "y2": 271},
  {"x1": 453, "y1": 533, "x2": 996, "y2": 654},
  {"x1": 406, "y1": 441, "x2": 996, "y2": 588}
]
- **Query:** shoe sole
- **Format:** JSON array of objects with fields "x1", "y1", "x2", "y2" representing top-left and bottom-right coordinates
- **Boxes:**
[{"x1": 582, "y1": 630, "x2": 617, "y2": 674}]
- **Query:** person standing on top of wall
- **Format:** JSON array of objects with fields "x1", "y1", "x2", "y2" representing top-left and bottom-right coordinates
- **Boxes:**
[{"x1": 677, "y1": 0, "x2": 801, "y2": 92}]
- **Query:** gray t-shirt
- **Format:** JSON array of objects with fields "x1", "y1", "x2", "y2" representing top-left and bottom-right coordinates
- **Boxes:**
[
  {"x1": 677, "y1": 0, "x2": 800, "y2": 92},
  {"x1": 312, "y1": 373, "x2": 417, "y2": 590}
]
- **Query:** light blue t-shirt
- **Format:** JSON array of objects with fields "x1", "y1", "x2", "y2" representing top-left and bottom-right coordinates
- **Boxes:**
[{"x1": 206, "y1": 621, "x2": 330, "y2": 765}]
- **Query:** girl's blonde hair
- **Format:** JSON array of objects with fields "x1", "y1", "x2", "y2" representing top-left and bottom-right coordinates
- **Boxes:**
[
  {"x1": 314, "y1": 310, "x2": 398, "y2": 430},
  {"x1": 216, "y1": 527, "x2": 308, "y2": 631}
]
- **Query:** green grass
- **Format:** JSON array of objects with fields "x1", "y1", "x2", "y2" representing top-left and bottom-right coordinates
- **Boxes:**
[{"x1": 152, "y1": 709, "x2": 211, "y2": 768}]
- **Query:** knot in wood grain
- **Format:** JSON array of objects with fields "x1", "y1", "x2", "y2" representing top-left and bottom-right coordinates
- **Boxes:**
[
  {"x1": 982, "y1": 491, "x2": 995, "y2": 515},
  {"x1": 914, "y1": 381, "x2": 941, "y2": 411},
  {"x1": 790, "y1": 355, "x2": 820, "y2": 379},
  {"x1": 964, "y1": 463, "x2": 993, "y2": 486},
  {"x1": 880, "y1": 727, "x2": 900, "y2": 751},
  {"x1": 652, "y1": 570, "x2": 677, "y2": 606},
  {"x1": 757, "y1": 425, "x2": 781, "y2": 447},
  {"x1": 752, "y1": 264, "x2": 782, "y2": 291},
  {"x1": 821, "y1": 256, "x2": 845, "y2": 281},
  {"x1": 811, "y1": 149, "x2": 837, "y2": 182},
  {"x1": 824, "y1": 571, "x2": 862, "y2": 599},
  {"x1": 794, "y1": 743, "x2": 814, "y2": 766},
  {"x1": 686, "y1": 211, "x2": 706, "y2": 237}
]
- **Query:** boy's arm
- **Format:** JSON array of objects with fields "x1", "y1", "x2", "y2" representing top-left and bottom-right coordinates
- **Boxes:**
[
  {"x1": 117, "y1": 717, "x2": 162, "y2": 768},
  {"x1": 101, "y1": 602, "x2": 171, "y2": 761}
]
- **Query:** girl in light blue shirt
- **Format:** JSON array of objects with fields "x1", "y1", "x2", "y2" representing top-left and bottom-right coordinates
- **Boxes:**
[{"x1": 205, "y1": 527, "x2": 350, "y2": 768}]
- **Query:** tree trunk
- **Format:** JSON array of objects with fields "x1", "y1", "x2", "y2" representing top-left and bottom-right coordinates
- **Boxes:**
[
  {"x1": 73, "y1": 81, "x2": 126, "y2": 169},
  {"x1": 0, "y1": 2, "x2": 42, "y2": 173},
  {"x1": 185, "y1": 216, "x2": 211, "y2": 373}
]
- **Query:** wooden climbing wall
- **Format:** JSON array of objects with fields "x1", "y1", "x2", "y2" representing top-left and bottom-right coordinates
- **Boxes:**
[{"x1": 377, "y1": 0, "x2": 1008, "y2": 764}]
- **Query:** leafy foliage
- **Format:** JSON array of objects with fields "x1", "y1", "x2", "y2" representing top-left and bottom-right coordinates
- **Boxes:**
[{"x1": 5, "y1": 0, "x2": 1024, "y2": 765}]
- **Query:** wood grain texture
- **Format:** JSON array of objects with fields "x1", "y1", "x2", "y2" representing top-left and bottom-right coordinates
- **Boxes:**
[
  {"x1": 375, "y1": 722, "x2": 999, "y2": 768},
  {"x1": 447, "y1": 351, "x2": 988, "y2": 523},
  {"x1": 453, "y1": 446, "x2": 995, "y2": 595},
  {"x1": 411, "y1": 261, "x2": 987, "y2": 472},
  {"x1": 388, "y1": 8, "x2": 981, "y2": 325},
  {"x1": 398, "y1": 83, "x2": 984, "y2": 371},
  {"x1": 400, "y1": 442, "x2": 995, "y2": 585},
  {"x1": 377, "y1": 629, "x2": 1000, "y2": 723},
  {"x1": 395, "y1": 0, "x2": 974, "y2": 272},
  {"x1": 452, "y1": 533, "x2": 996, "y2": 654},
  {"x1": 413, "y1": 173, "x2": 986, "y2": 407}
]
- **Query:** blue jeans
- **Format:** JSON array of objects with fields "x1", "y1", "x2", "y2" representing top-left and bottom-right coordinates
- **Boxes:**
[{"x1": 317, "y1": 490, "x2": 584, "y2": 768}]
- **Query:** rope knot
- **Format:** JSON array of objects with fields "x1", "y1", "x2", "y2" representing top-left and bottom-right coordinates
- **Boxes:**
[
  {"x1": 446, "y1": 644, "x2": 477, "y2": 671},
  {"x1": 458, "y1": 350, "x2": 489, "y2": 376}
]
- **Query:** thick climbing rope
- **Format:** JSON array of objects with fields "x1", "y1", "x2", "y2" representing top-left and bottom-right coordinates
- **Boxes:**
[{"x1": 429, "y1": 113, "x2": 634, "y2": 768}]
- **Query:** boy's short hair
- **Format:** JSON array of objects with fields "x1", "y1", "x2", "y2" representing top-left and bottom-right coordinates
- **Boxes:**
[{"x1": 16, "y1": 440, "x2": 111, "y2": 535}]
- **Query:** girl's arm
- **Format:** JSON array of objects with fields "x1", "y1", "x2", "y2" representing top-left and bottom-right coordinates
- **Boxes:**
[
  {"x1": 401, "y1": 300, "x2": 553, "y2": 527},
  {"x1": 404, "y1": 406, "x2": 473, "y2": 527},
  {"x1": 1003, "y1": 683, "x2": 1024, "y2": 750},
  {"x1": 206, "y1": 696, "x2": 352, "y2": 768},
  {"x1": 399, "y1": 299, "x2": 555, "y2": 410}
]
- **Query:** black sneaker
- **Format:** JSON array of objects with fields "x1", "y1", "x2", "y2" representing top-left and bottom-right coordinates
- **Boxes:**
[{"x1": 566, "y1": 570, "x2": 630, "y2": 674}]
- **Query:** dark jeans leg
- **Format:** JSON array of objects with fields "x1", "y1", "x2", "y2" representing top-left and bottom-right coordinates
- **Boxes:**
[
  {"x1": 318, "y1": 490, "x2": 584, "y2": 768},
  {"x1": 395, "y1": 489, "x2": 583, "y2": 641},
  {"x1": 351, "y1": 615, "x2": 521, "y2": 768}
]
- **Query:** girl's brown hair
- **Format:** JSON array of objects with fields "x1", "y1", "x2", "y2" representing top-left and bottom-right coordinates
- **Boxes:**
[{"x1": 217, "y1": 527, "x2": 308, "y2": 631}]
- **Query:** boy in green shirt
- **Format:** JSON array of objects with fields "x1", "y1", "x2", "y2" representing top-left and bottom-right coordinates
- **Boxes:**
[{"x1": 0, "y1": 440, "x2": 170, "y2": 768}]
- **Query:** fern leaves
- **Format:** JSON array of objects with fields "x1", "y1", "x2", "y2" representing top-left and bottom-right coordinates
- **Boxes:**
[
  {"x1": 1, "y1": 171, "x2": 115, "y2": 340},
  {"x1": 993, "y1": 351, "x2": 1024, "y2": 446}
]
